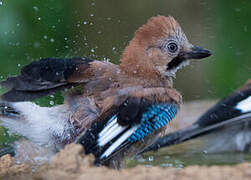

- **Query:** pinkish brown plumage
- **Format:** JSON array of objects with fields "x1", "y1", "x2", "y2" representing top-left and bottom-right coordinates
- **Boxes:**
[{"x1": 0, "y1": 16, "x2": 211, "y2": 168}]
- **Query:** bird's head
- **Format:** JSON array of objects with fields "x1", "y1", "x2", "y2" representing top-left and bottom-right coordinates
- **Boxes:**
[{"x1": 120, "y1": 16, "x2": 212, "y2": 78}]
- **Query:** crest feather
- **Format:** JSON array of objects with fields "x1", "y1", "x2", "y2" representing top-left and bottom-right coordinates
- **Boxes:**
[{"x1": 134, "y1": 16, "x2": 183, "y2": 43}]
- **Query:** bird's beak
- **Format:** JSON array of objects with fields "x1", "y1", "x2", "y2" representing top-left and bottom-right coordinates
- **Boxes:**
[
  {"x1": 180, "y1": 45, "x2": 212, "y2": 60},
  {"x1": 166, "y1": 44, "x2": 212, "y2": 71}
]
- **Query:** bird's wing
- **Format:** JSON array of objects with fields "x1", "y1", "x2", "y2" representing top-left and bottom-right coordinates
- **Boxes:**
[
  {"x1": 0, "y1": 57, "x2": 114, "y2": 102},
  {"x1": 77, "y1": 89, "x2": 180, "y2": 165},
  {"x1": 144, "y1": 82, "x2": 251, "y2": 152}
]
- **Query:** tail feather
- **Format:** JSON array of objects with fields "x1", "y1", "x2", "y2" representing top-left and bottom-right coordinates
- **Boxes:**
[
  {"x1": 0, "y1": 102, "x2": 20, "y2": 118},
  {"x1": 0, "y1": 146, "x2": 15, "y2": 157},
  {"x1": 0, "y1": 101, "x2": 75, "y2": 149},
  {"x1": 143, "y1": 125, "x2": 199, "y2": 152},
  {"x1": 144, "y1": 112, "x2": 251, "y2": 153}
]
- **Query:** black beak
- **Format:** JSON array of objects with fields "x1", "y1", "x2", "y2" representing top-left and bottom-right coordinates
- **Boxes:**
[
  {"x1": 181, "y1": 45, "x2": 212, "y2": 60},
  {"x1": 166, "y1": 45, "x2": 212, "y2": 71}
]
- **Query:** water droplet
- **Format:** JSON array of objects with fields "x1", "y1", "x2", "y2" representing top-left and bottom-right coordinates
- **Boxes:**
[
  {"x1": 64, "y1": 37, "x2": 68, "y2": 41},
  {"x1": 17, "y1": 64, "x2": 21, "y2": 67},
  {"x1": 33, "y1": 6, "x2": 39, "y2": 11},
  {"x1": 34, "y1": 42, "x2": 40, "y2": 48},
  {"x1": 52, "y1": 25, "x2": 56, "y2": 29},
  {"x1": 0, "y1": 1, "x2": 3, "y2": 6},
  {"x1": 148, "y1": 156, "x2": 154, "y2": 161},
  {"x1": 83, "y1": 21, "x2": 88, "y2": 25},
  {"x1": 90, "y1": 48, "x2": 95, "y2": 53},
  {"x1": 65, "y1": 45, "x2": 69, "y2": 49},
  {"x1": 16, "y1": 23, "x2": 20, "y2": 27},
  {"x1": 137, "y1": 157, "x2": 146, "y2": 163},
  {"x1": 38, "y1": 17, "x2": 41, "y2": 21},
  {"x1": 176, "y1": 164, "x2": 184, "y2": 168},
  {"x1": 244, "y1": 25, "x2": 248, "y2": 32},
  {"x1": 43, "y1": 35, "x2": 48, "y2": 39},
  {"x1": 50, "y1": 38, "x2": 55, "y2": 43},
  {"x1": 145, "y1": 165, "x2": 152, "y2": 168},
  {"x1": 203, "y1": 150, "x2": 208, "y2": 154},
  {"x1": 77, "y1": 24, "x2": 80, "y2": 27},
  {"x1": 50, "y1": 101, "x2": 54, "y2": 105},
  {"x1": 91, "y1": 2, "x2": 95, "y2": 6},
  {"x1": 90, "y1": 14, "x2": 94, "y2": 17},
  {"x1": 161, "y1": 163, "x2": 173, "y2": 167},
  {"x1": 164, "y1": 155, "x2": 170, "y2": 159},
  {"x1": 235, "y1": 8, "x2": 241, "y2": 12}
]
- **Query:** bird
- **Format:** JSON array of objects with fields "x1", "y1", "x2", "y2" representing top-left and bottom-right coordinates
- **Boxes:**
[
  {"x1": 145, "y1": 79, "x2": 251, "y2": 153},
  {"x1": 0, "y1": 16, "x2": 211, "y2": 168}
]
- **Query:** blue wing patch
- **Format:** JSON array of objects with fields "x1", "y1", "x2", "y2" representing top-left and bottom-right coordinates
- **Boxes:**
[
  {"x1": 78, "y1": 101, "x2": 178, "y2": 163},
  {"x1": 128, "y1": 103, "x2": 178, "y2": 142}
]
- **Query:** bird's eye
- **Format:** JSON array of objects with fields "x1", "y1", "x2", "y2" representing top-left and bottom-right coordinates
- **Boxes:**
[{"x1": 167, "y1": 42, "x2": 178, "y2": 53}]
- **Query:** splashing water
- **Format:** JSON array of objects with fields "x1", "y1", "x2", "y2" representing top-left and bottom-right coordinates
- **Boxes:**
[
  {"x1": 33, "y1": 6, "x2": 39, "y2": 11},
  {"x1": 50, "y1": 38, "x2": 55, "y2": 43}
]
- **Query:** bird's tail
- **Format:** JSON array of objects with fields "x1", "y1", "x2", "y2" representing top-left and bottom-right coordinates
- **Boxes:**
[
  {"x1": 0, "y1": 101, "x2": 21, "y2": 119},
  {"x1": 0, "y1": 101, "x2": 75, "y2": 149},
  {"x1": 0, "y1": 101, "x2": 28, "y2": 136},
  {"x1": 0, "y1": 102, "x2": 19, "y2": 158},
  {"x1": 143, "y1": 124, "x2": 199, "y2": 152},
  {"x1": 144, "y1": 112, "x2": 251, "y2": 153},
  {"x1": 0, "y1": 102, "x2": 19, "y2": 157},
  {"x1": 0, "y1": 145, "x2": 15, "y2": 157},
  {"x1": 0, "y1": 101, "x2": 25, "y2": 138}
]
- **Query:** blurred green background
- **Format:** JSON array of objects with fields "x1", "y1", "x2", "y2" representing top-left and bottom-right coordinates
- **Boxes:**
[{"x1": 0, "y1": 0, "x2": 250, "y2": 147}]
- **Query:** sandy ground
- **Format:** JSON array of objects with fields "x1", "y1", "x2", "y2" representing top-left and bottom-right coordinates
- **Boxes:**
[
  {"x1": 2, "y1": 100, "x2": 250, "y2": 180},
  {"x1": 1, "y1": 144, "x2": 251, "y2": 180}
]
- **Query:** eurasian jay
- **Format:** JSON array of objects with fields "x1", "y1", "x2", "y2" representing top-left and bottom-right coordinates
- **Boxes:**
[
  {"x1": 146, "y1": 79, "x2": 251, "y2": 153},
  {"x1": 0, "y1": 16, "x2": 211, "y2": 168}
]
